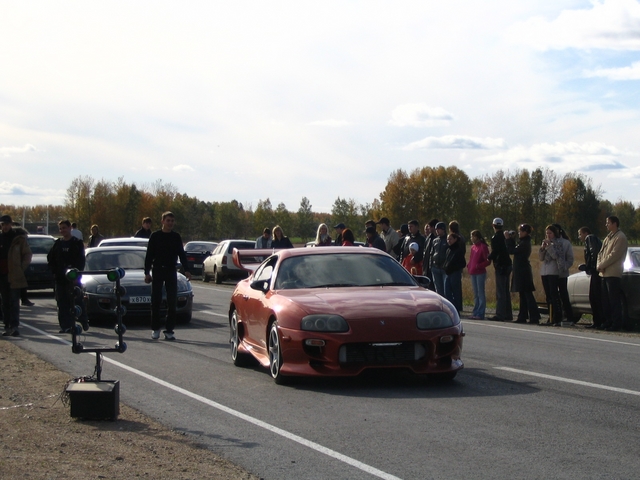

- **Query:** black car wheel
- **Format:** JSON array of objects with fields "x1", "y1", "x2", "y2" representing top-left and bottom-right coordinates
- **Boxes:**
[
  {"x1": 203, "y1": 271, "x2": 210, "y2": 283},
  {"x1": 214, "y1": 267, "x2": 222, "y2": 284}
]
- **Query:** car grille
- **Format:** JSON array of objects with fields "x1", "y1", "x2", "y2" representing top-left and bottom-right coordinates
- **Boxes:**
[{"x1": 339, "y1": 342, "x2": 427, "y2": 365}]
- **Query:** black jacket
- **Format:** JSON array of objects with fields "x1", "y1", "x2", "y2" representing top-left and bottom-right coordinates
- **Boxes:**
[
  {"x1": 508, "y1": 235, "x2": 535, "y2": 292},
  {"x1": 47, "y1": 236, "x2": 86, "y2": 280},
  {"x1": 443, "y1": 240, "x2": 466, "y2": 275},
  {"x1": 583, "y1": 234, "x2": 602, "y2": 274},
  {"x1": 488, "y1": 229, "x2": 512, "y2": 272}
]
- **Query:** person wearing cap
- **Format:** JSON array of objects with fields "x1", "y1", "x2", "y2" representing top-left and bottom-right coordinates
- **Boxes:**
[
  {"x1": 134, "y1": 217, "x2": 153, "y2": 238},
  {"x1": 47, "y1": 219, "x2": 87, "y2": 333},
  {"x1": 333, "y1": 223, "x2": 346, "y2": 246},
  {"x1": 402, "y1": 242, "x2": 423, "y2": 275},
  {"x1": 429, "y1": 222, "x2": 448, "y2": 295},
  {"x1": 365, "y1": 226, "x2": 386, "y2": 252},
  {"x1": 487, "y1": 217, "x2": 513, "y2": 321},
  {"x1": 376, "y1": 217, "x2": 399, "y2": 255},
  {"x1": 0, "y1": 215, "x2": 32, "y2": 337},
  {"x1": 422, "y1": 219, "x2": 439, "y2": 289}
]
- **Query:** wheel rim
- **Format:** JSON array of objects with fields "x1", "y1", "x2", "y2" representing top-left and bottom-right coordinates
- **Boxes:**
[
  {"x1": 268, "y1": 324, "x2": 280, "y2": 378},
  {"x1": 230, "y1": 311, "x2": 239, "y2": 360}
]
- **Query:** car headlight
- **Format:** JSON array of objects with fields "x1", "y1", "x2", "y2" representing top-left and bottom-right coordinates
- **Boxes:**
[
  {"x1": 301, "y1": 315, "x2": 349, "y2": 332},
  {"x1": 96, "y1": 285, "x2": 114, "y2": 294},
  {"x1": 416, "y1": 311, "x2": 455, "y2": 330}
]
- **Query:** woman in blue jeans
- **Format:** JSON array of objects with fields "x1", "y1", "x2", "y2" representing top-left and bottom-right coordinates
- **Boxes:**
[{"x1": 467, "y1": 230, "x2": 490, "y2": 319}]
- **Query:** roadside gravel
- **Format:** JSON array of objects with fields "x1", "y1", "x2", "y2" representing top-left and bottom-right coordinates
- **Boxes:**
[{"x1": 0, "y1": 339, "x2": 259, "y2": 480}]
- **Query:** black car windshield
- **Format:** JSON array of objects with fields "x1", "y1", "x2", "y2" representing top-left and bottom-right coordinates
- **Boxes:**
[
  {"x1": 273, "y1": 253, "x2": 416, "y2": 290},
  {"x1": 28, "y1": 237, "x2": 55, "y2": 254},
  {"x1": 86, "y1": 250, "x2": 146, "y2": 270},
  {"x1": 186, "y1": 242, "x2": 216, "y2": 252}
]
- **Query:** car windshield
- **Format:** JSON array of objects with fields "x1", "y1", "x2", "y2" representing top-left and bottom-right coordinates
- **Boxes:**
[
  {"x1": 100, "y1": 239, "x2": 149, "y2": 247},
  {"x1": 86, "y1": 250, "x2": 146, "y2": 271},
  {"x1": 273, "y1": 253, "x2": 417, "y2": 290},
  {"x1": 186, "y1": 242, "x2": 216, "y2": 252},
  {"x1": 226, "y1": 241, "x2": 255, "y2": 253},
  {"x1": 28, "y1": 237, "x2": 55, "y2": 254}
]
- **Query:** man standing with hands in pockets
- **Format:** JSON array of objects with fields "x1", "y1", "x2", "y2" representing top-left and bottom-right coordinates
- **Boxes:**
[{"x1": 144, "y1": 212, "x2": 191, "y2": 341}]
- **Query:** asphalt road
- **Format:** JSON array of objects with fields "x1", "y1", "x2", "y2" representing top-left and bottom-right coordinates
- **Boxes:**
[{"x1": 12, "y1": 285, "x2": 640, "y2": 480}]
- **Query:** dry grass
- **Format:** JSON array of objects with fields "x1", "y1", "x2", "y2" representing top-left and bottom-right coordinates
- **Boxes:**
[{"x1": 462, "y1": 245, "x2": 583, "y2": 309}]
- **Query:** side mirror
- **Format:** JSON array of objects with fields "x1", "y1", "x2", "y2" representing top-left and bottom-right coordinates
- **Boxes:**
[
  {"x1": 413, "y1": 275, "x2": 431, "y2": 289},
  {"x1": 250, "y1": 280, "x2": 269, "y2": 293}
]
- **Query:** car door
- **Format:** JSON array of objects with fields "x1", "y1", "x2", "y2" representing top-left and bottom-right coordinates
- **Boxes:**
[{"x1": 238, "y1": 257, "x2": 277, "y2": 354}]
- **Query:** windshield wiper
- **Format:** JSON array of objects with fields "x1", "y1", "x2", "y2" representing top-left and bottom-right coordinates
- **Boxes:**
[{"x1": 364, "y1": 282, "x2": 413, "y2": 287}]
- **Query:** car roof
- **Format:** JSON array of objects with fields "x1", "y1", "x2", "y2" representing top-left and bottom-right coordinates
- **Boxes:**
[
  {"x1": 86, "y1": 246, "x2": 148, "y2": 253},
  {"x1": 27, "y1": 234, "x2": 55, "y2": 240},
  {"x1": 100, "y1": 237, "x2": 149, "y2": 243}
]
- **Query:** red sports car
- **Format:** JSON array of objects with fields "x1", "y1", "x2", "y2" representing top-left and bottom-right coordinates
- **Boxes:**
[{"x1": 229, "y1": 247, "x2": 464, "y2": 384}]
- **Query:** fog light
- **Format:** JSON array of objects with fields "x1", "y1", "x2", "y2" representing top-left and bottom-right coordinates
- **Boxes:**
[
  {"x1": 440, "y1": 335, "x2": 454, "y2": 343},
  {"x1": 305, "y1": 339, "x2": 326, "y2": 347}
]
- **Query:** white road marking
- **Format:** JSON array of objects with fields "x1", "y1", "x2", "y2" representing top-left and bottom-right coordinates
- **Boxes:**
[
  {"x1": 495, "y1": 367, "x2": 640, "y2": 397},
  {"x1": 200, "y1": 310, "x2": 228, "y2": 318},
  {"x1": 19, "y1": 322, "x2": 402, "y2": 480},
  {"x1": 465, "y1": 320, "x2": 640, "y2": 347}
]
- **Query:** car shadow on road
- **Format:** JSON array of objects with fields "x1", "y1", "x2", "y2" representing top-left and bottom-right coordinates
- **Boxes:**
[{"x1": 275, "y1": 367, "x2": 540, "y2": 400}]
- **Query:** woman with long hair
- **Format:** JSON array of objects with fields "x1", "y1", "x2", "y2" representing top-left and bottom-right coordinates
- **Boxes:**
[
  {"x1": 539, "y1": 224, "x2": 563, "y2": 326},
  {"x1": 314, "y1": 223, "x2": 332, "y2": 246},
  {"x1": 271, "y1": 225, "x2": 293, "y2": 249},
  {"x1": 341, "y1": 228, "x2": 355, "y2": 246},
  {"x1": 553, "y1": 223, "x2": 574, "y2": 323},
  {"x1": 510, "y1": 224, "x2": 540, "y2": 324},
  {"x1": 468, "y1": 229, "x2": 490, "y2": 319}
]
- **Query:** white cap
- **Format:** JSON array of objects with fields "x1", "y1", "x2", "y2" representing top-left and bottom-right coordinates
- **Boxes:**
[
  {"x1": 409, "y1": 242, "x2": 419, "y2": 252},
  {"x1": 492, "y1": 217, "x2": 504, "y2": 226}
]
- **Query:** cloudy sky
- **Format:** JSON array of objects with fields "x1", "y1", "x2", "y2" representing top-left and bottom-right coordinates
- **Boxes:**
[{"x1": 2, "y1": 0, "x2": 640, "y2": 212}]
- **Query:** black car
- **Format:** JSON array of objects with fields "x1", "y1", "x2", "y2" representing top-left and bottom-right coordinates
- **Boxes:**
[
  {"x1": 25, "y1": 234, "x2": 55, "y2": 290},
  {"x1": 184, "y1": 241, "x2": 218, "y2": 276}
]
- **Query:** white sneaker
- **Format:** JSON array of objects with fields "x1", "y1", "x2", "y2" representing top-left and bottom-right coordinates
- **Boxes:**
[
  {"x1": 151, "y1": 330, "x2": 160, "y2": 340},
  {"x1": 163, "y1": 330, "x2": 175, "y2": 341}
]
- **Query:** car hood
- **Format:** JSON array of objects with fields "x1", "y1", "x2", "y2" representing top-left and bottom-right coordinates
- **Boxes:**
[
  {"x1": 82, "y1": 270, "x2": 192, "y2": 292},
  {"x1": 273, "y1": 286, "x2": 447, "y2": 318}
]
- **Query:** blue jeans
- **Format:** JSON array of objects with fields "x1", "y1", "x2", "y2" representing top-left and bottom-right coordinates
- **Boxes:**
[
  {"x1": 431, "y1": 267, "x2": 446, "y2": 297},
  {"x1": 471, "y1": 273, "x2": 486, "y2": 318},
  {"x1": 444, "y1": 269, "x2": 463, "y2": 313}
]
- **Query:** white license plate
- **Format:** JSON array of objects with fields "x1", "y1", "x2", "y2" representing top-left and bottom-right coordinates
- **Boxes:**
[
  {"x1": 193, "y1": 264, "x2": 203, "y2": 268},
  {"x1": 130, "y1": 296, "x2": 151, "y2": 304}
]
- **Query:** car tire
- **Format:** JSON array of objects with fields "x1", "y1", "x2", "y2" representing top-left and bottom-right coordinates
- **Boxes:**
[
  {"x1": 203, "y1": 271, "x2": 210, "y2": 283},
  {"x1": 230, "y1": 310, "x2": 253, "y2": 367},
  {"x1": 214, "y1": 268, "x2": 222, "y2": 284},
  {"x1": 268, "y1": 321, "x2": 291, "y2": 385}
]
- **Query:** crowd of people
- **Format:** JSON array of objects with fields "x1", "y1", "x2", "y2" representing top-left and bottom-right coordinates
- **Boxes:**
[{"x1": 268, "y1": 215, "x2": 628, "y2": 330}]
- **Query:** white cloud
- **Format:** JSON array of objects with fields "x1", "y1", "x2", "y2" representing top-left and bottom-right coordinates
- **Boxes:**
[
  {"x1": 389, "y1": 103, "x2": 454, "y2": 127},
  {"x1": 307, "y1": 119, "x2": 352, "y2": 127},
  {"x1": 173, "y1": 164, "x2": 195, "y2": 172},
  {"x1": 403, "y1": 135, "x2": 506, "y2": 150},
  {"x1": 0, "y1": 144, "x2": 37, "y2": 156},
  {"x1": 506, "y1": 0, "x2": 640, "y2": 51},
  {"x1": 481, "y1": 141, "x2": 631, "y2": 172},
  {"x1": 585, "y1": 61, "x2": 640, "y2": 80}
]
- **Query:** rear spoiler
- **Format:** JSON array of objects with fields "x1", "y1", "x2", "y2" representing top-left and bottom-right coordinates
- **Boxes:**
[{"x1": 232, "y1": 248, "x2": 274, "y2": 274}]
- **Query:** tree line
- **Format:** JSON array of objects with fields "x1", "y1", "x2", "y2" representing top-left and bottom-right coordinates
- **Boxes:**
[{"x1": 1, "y1": 167, "x2": 637, "y2": 244}]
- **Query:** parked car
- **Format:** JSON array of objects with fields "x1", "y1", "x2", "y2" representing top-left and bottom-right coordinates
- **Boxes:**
[
  {"x1": 25, "y1": 234, "x2": 56, "y2": 290},
  {"x1": 184, "y1": 241, "x2": 218, "y2": 276},
  {"x1": 202, "y1": 240, "x2": 257, "y2": 284},
  {"x1": 229, "y1": 247, "x2": 463, "y2": 384},
  {"x1": 98, "y1": 237, "x2": 149, "y2": 248},
  {"x1": 568, "y1": 246, "x2": 640, "y2": 328},
  {"x1": 81, "y1": 246, "x2": 193, "y2": 324}
]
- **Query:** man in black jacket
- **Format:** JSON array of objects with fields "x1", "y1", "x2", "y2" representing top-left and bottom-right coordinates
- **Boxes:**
[
  {"x1": 47, "y1": 220, "x2": 86, "y2": 333},
  {"x1": 144, "y1": 212, "x2": 191, "y2": 341},
  {"x1": 578, "y1": 227, "x2": 603, "y2": 329},
  {"x1": 488, "y1": 218, "x2": 513, "y2": 321}
]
